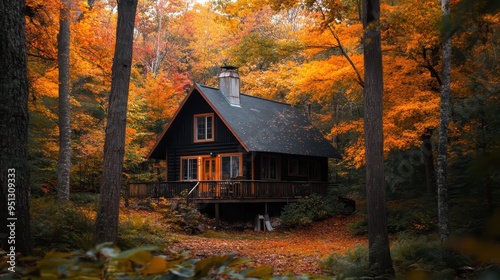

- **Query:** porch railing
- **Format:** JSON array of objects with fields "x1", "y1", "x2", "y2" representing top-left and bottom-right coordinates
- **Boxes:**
[{"x1": 127, "y1": 180, "x2": 328, "y2": 200}]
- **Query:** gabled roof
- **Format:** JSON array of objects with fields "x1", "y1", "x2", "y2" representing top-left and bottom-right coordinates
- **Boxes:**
[{"x1": 148, "y1": 84, "x2": 341, "y2": 159}]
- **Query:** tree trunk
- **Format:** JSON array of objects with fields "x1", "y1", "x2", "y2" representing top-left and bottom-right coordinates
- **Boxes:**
[
  {"x1": 361, "y1": 0, "x2": 394, "y2": 276},
  {"x1": 421, "y1": 134, "x2": 435, "y2": 194},
  {"x1": 437, "y1": 0, "x2": 451, "y2": 242},
  {"x1": 57, "y1": 0, "x2": 72, "y2": 201},
  {"x1": 93, "y1": 0, "x2": 138, "y2": 244},
  {"x1": 0, "y1": 0, "x2": 33, "y2": 255}
]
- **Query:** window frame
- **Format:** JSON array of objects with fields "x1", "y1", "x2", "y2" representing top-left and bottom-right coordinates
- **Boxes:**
[
  {"x1": 261, "y1": 155, "x2": 280, "y2": 180},
  {"x1": 180, "y1": 157, "x2": 199, "y2": 181},
  {"x1": 194, "y1": 113, "x2": 214, "y2": 143},
  {"x1": 220, "y1": 153, "x2": 242, "y2": 180}
]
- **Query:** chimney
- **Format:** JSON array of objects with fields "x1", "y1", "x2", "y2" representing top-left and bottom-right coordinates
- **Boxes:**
[{"x1": 218, "y1": 66, "x2": 240, "y2": 106}]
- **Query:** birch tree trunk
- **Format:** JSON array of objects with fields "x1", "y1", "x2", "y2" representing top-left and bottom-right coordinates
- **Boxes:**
[
  {"x1": 437, "y1": 0, "x2": 451, "y2": 242},
  {"x1": 0, "y1": 0, "x2": 33, "y2": 255},
  {"x1": 361, "y1": 0, "x2": 394, "y2": 275},
  {"x1": 57, "y1": 0, "x2": 72, "y2": 201},
  {"x1": 93, "y1": 0, "x2": 138, "y2": 244}
]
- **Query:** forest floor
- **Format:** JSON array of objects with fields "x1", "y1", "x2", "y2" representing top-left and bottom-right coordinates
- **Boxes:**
[{"x1": 169, "y1": 215, "x2": 367, "y2": 276}]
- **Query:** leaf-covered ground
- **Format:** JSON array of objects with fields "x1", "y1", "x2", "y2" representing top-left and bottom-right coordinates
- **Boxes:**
[{"x1": 171, "y1": 215, "x2": 367, "y2": 276}]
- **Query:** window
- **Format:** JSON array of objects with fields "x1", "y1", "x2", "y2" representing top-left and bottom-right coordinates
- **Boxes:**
[
  {"x1": 308, "y1": 160, "x2": 321, "y2": 180},
  {"x1": 194, "y1": 114, "x2": 214, "y2": 142},
  {"x1": 221, "y1": 155, "x2": 241, "y2": 179},
  {"x1": 262, "y1": 156, "x2": 279, "y2": 180},
  {"x1": 288, "y1": 159, "x2": 307, "y2": 176},
  {"x1": 181, "y1": 158, "x2": 198, "y2": 180}
]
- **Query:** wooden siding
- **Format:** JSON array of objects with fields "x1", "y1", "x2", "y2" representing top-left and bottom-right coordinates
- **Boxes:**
[
  {"x1": 164, "y1": 91, "x2": 237, "y2": 147},
  {"x1": 253, "y1": 152, "x2": 329, "y2": 182},
  {"x1": 163, "y1": 90, "x2": 248, "y2": 181},
  {"x1": 166, "y1": 144, "x2": 249, "y2": 181}
]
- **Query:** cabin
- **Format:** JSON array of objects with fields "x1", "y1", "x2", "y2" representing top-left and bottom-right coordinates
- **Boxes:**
[{"x1": 131, "y1": 66, "x2": 340, "y2": 223}]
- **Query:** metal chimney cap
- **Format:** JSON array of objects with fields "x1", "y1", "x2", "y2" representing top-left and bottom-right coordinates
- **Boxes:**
[{"x1": 221, "y1": 65, "x2": 238, "y2": 71}]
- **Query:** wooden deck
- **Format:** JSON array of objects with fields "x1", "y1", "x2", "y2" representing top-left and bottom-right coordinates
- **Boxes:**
[{"x1": 127, "y1": 180, "x2": 328, "y2": 203}]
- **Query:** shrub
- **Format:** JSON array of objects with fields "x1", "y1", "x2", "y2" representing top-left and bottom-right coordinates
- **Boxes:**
[
  {"x1": 347, "y1": 214, "x2": 368, "y2": 236},
  {"x1": 70, "y1": 192, "x2": 99, "y2": 205},
  {"x1": 348, "y1": 206, "x2": 436, "y2": 236},
  {"x1": 280, "y1": 192, "x2": 354, "y2": 228},
  {"x1": 386, "y1": 207, "x2": 436, "y2": 234},
  {"x1": 30, "y1": 197, "x2": 94, "y2": 251},
  {"x1": 391, "y1": 233, "x2": 472, "y2": 275},
  {"x1": 165, "y1": 190, "x2": 205, "y2": 234},
  {"x1": 280, "y1": 194, "x2": 330, "y2": 227},
  {"x1": 321, "y1": 246, "x2": 373, "y2": 278},
  {"x1": 31, "y1": 197, "x2": 175, "y2": 252},
  {"x1": 117, "y1": 213, "x2": 169, "y2": 248}
]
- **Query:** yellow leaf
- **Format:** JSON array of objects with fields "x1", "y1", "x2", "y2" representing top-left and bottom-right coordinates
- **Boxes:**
[
  {"x1": 116, "y1": 245, "x2": 159, "y2": 265},
  {"x1": 245, "y1": 265, "x2": 274, "y2": 278},
  {"x1": 142, "y1": 256, "x2": 168, "y2": 275},
  {"x1": 127, "y1": 250, "x2": 152, "y2": 265},
  {"x1": 44, "y1": 250, "x2": 73, "y2": 259}
]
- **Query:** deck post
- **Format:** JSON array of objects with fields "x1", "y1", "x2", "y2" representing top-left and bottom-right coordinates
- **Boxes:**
[
  {"x1": 215, "y1": 203, "x2": 220, "y2": 230},
  {"x1": 264, "y1": 203, "x2": 268, "y2": 214},
  {"x1": 124, "y1": 181, "x2": 130, "y2": 208}
]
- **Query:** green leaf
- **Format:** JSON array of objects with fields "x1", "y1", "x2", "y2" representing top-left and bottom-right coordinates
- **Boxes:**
[
  {"x1": 100, "y1": 247, "x2": 119, "y2": 258},
  {"x1": 172, "y1": 265, "x2": 195, "y2": 278},
  {"x1": 95, "y1": 242, "x2": 114, "y2": 251}
]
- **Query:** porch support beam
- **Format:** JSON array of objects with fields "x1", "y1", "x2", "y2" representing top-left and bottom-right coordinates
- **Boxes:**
[{"x1": 215, "y1": 203, "x2": 220, "y2": 230}]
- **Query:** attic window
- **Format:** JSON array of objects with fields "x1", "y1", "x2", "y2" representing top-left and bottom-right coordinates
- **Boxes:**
[{"x1": 194, "y1": 113, "x2": 214, "y2": 142}]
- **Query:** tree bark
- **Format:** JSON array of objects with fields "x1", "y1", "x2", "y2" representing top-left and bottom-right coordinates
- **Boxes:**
[
  {"x1": 437, "y1": 0, "x2": 451, "y2": 242},
  {"x1": 421, "y1": 134, "x2": 435, "y2": 194},
  {"x1": 57, "y1": 0, "x2": 72, "y2": 201},
  {"x1": 0, "y1": 0, "x2": 33, "y2": 255},
  {"x1": 361, "y1": 0, "x2": 394, "y2": 275},
  {"x1": 93, "y1": 0, "x2": 138, "y2": 244}
]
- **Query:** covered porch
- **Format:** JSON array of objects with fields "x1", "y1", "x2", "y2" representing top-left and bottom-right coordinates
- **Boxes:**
[{"x1": 127, "y1": 180, "x2": 328, "y2": 203}]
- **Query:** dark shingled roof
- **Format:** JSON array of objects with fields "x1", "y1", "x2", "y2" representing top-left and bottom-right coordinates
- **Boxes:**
[
  {"x1": 197, "y1": 84, "x2": 340, "y2": 158},
  {"x1": 148, "y1": 84, "x2": 341, "y2": 159}
]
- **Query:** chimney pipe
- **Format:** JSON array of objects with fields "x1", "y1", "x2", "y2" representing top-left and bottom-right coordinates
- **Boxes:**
[{"x1": 219, "y1": 66, "x2": 240, "y2": 106}]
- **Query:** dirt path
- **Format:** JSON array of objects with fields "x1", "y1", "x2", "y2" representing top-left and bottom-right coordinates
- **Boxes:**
[{"x1": 172, "y1": 215, "x2": 367, "y2": 276}]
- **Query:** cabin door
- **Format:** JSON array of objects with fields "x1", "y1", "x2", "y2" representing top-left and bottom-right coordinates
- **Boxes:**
[
  {"x1": 201, "y1": 157, "x2": 218, "y2": 196},
  {"x1": 202, "y1": 158, "x2": 217, "y2": 180}
]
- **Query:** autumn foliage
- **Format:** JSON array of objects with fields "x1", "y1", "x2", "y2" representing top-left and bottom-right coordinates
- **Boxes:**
[
  {"x1": 7, "y1": 0, "x2": 497, "y2": 277},
  {"x1": 23, "y1": 0, "x2": 499, "y2": 207}
]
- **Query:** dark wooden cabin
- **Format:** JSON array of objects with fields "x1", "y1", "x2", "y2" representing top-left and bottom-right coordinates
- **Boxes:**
[{"x1": 132, "y1": 67, "x2": 340, "y2": 208}]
